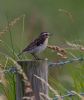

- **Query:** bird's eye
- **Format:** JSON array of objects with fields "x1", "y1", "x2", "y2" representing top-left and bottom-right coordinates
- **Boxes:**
[{"x1": 45, "y1": 34, "x2": 48, "y2": 36}]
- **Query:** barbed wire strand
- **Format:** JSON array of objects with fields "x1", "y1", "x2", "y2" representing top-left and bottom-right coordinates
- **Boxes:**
[
  {"x1": 53, "y1": 91, "x2": 84, "y2": 100},
  {"x1": 48, "y1": 57, "x2": 84, "y2": 67},
  {"x1": 0, "y1": 56, "x2": 84, "y2": 100},
  {"x1": 1, "y1": 56, "x2": 84, "y2": 73}
]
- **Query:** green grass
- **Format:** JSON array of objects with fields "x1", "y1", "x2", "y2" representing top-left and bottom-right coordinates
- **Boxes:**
[{"x1": 0, "y1": 0, "x2": 84, "y2": 100}]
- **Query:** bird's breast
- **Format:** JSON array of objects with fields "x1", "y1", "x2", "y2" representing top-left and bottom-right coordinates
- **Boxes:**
[
  {"x1": 44, "y1": 38, "x2": 48, "y2": 46},
  {"x1": 28, "y1": 38, "x2": 48, "y2": 53},
  {"x1": 36, "y1": 38, "x2": 48, "y2": 53},
  {"x1": 31, "y1": 38, "x2": 48, "y2": 53}
]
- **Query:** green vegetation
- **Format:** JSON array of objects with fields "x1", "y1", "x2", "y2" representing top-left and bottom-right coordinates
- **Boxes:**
[{"x1": 0, "y1": 0, "x2": 84, "y2": 99}]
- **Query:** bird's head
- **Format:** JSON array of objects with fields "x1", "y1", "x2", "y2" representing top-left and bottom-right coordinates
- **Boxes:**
[{"x1": 39, "y1": 32, "x2": 51, "y2": 38}]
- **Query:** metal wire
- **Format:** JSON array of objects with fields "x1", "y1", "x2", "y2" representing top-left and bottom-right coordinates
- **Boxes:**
[
  {"x1": 0, "y1": 57, "x2": 84, "y2": 100},
  {"x1": 48, "y1": 57, "x2": 84, "y2": 67},
  {"x1": 0, "y1": 67, "x2": 17, "y2": 74},
  {"x1": 53, "y1": 91, "x2": 84, "y2": 100},
  {"x1": 1, "y1": 57, "x2": 84, "y2": 73}
]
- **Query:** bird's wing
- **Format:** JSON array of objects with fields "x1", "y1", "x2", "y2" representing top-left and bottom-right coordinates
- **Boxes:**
[
  {"x1": 18, "y1": 36, "x2": 46, "y2": 56},
  {"x1": 23, "y1": 37, "x2": 45, "y2": 52},
  {"x1": 22, "y1": 39, "x2": 39, "y2": 52}
]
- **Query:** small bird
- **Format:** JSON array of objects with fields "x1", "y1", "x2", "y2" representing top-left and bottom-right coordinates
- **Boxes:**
[{"x1": 18, "y1": 32, "x2": 51, "y2": 60}]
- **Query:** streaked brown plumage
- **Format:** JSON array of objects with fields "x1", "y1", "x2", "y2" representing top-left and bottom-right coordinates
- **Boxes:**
[{"x1": 18, "y1": 32, "x2": 50, "y2": 60}]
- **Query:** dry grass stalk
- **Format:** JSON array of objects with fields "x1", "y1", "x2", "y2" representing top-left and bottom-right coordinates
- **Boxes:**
[
  {"x1": 23, "y1": 79, "x2": 34, "y2": 100},
  {"x1": 0, "y1": 39, "x2": 19, "y2": 59},
  {"x1": 66, "y1": 41, "x2": 84, "y2": 51},
  {"x1": 68, "y1": 52, "x2": 77, "y2": 58},
  {"x1": 0, "y1": 95, "x2": 7, "y2": 100},
  {"x1": 0, "y1": 64, "x2": 4, "y2": 68},
  {"x1": 58, "y1": 9, "x2": 74, "y2": 23},
  {"x1": 80, "y1": 47, "x2": 84, "y2": 51},
  {"x1": 9, "y1": 57, "x2": 34, "y2": 98},
  {"x1": 34, "y1": 74, "x2": 62, "y2": 100},
  {"x1": 71, "y1": 91, "x2": 84, "y2": 100},
  {"x1": 22, "y1": 96, "x2": 35, "y2": 100},
  {"x1": 0, "y1": 14, "x2": 25, "y2": 36},
  {"x1": 0, "y1": 69, "x2": 7, "y2": 86},
  {"x1": 9, "y1": 57, "x2": 35, "y2": 99},
  {"x1": 66, "y1": 41, "x2": 82, "y2": 48},
  {"x1": 40, "y1": 92, "x2": 52, "y2": 100},
  {"x1": 47, "y1": 45, "x2": 67, "y2": 59},
  {"x1": 0, "y1": 52, "x2": 34, "y2": 99},
  {"x1": 0, "y1": 64, "x2": 7, "y2": 86}
]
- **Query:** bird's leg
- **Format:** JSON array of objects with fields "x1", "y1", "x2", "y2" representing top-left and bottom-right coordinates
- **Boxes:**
[{"x1": 31, "y1": 53, "x2": 41, "y2": 60}]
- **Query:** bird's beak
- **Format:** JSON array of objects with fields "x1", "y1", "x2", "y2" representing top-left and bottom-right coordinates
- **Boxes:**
[{"x1": 48, "y1": 33, "x2": 53, "y2": 36}]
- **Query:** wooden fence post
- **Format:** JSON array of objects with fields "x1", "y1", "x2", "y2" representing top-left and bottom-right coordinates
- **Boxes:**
[{"x1": 16, "y1": 59, "x2": 48, "y2": 100}]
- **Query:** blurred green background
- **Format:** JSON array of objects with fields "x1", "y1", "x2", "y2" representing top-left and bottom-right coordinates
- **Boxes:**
[
  {"x1": 1, "y1": 0, "x2": 84, "y2": 59},
  {"x1": 0, "y1": 0, "x2": 84, "y2": 100}
]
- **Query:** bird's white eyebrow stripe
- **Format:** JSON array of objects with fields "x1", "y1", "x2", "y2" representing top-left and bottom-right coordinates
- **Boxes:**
[{"x1": 42, "y1": 32, "x2": 49, "y2": 35}]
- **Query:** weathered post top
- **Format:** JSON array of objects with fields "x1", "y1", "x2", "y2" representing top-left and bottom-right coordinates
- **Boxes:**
[{"x1": 16, "y1": 59, "x2": 48, "y2": 100}]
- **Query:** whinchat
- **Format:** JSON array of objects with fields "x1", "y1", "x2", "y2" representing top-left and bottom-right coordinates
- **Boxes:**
[{"x1": 18, "y1": 32, "x2": 51, "y2": 60}]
